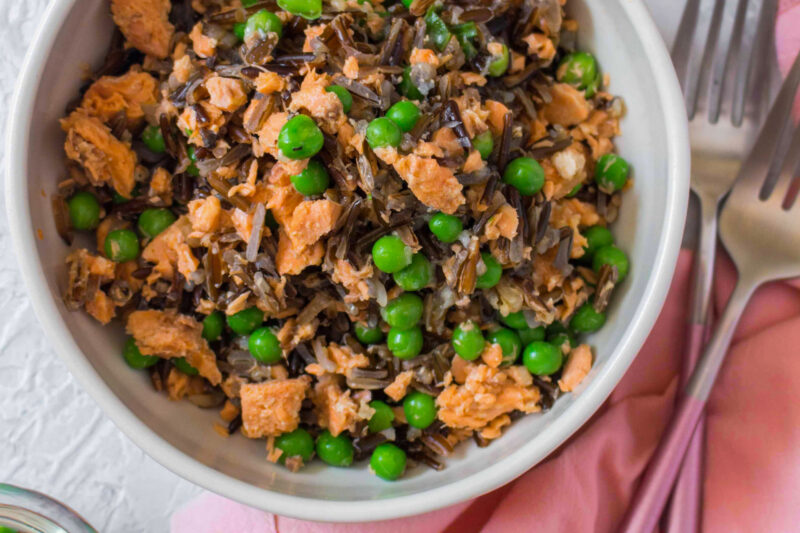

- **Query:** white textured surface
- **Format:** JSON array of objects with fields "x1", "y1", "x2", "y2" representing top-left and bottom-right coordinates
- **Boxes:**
[{"x1": 0, "y1": 1, "x2": 675, "y2": 531}]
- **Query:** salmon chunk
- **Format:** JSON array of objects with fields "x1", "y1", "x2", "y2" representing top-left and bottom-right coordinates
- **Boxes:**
[
  {"x1": 126, "y1": 310, "x2": 222, "y2": 385},
  {"x1": 275, "y1": 229, "x2": 324, "y2": 275},
  {"x1": 240, "y1": 377, "x2": 311, "y2": 438},
  {"x1": 205, "y1": 75, "x2": 248, "y2": 112},
  {"x1": 311, "y1": 375, "x2": 360, "y2": 437},
  {"x1": 288, "y1": 70, "x2": 344, "y2": 132},
  {"x1": 81, "y1": 70, "x2": 158, "y2": 125},
  {"x1": 384, "y1": 370, "x2": 414, "y2": 402},
  {"x1": 286, "y1": 199, "x2": 343, "y2": 249},
  {"x1": 110, "y1": 0, "x2": 174, "y2": 59},
  {"x1": 542, "y1": 83, "x2": 591, "y2": 127},
  {"x1": 61, "y1": 110, "x2": 137, "y2": 198},
  {"x1": 391, "y1": 155, "x2": 465, "y2": 215},
  {"x1": 142, "y1": 216, "x2": 198, "y2": 280},
  {"x1": 558, "y1": 344, "x2": 593, "y2": 392}
]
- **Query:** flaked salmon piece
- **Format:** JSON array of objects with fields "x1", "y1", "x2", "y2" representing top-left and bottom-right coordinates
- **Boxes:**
[
  {"x1": 166, "y1": 368, "x2": 207, "y2": 401},
  {"x1": 110, "y1": 0, "x2": 174, "y2": 59},
  {"x1": 550, "y1": 143, "x2": 588, "y2": 199},
  {"x1": 510, "y1": 50, "x2": 525, "y2": 74},
  {"x1": 276, "y1": 318, "x2": 318, "y2": 353},
  {"x1": 481, "y1": 343, "x2": 504, "y2": 369},
  {"x1": 85, "y1": 290, "x2": 116, "y2": 324},
  {"x1": 414, "y1": 141, "x2": 444, "y2": 158},
  {"x1": 286, "y1": 199, "x2": 343, "y2": 248},
  {"x1": 264, "y1": 181, "x2": 303, "y2": 227},
  {"x1": 485, "y1": 100, "x2": 510, "y2": 136},
  {"x1": 187, "y1": 195, "x2": 222, "y2": 235},
  {"x1": 171, "y1": 55, "x2": 193, "y2": 84},
  {"x1": 255, "y1": 72, "x2": 286, "y2": 94},
  {"x1": 550, "y1": 198, "x2": 601, "y2": 258},
  {"x1": 460, "y1": 72, "x2": 487, "y2": 87},
  {"x1": 391, "y1": 154, "x2": 465, "y2": 214},
  {"x1": 542, "y1": 83, "x2": 590, "y2": 127},
  {"x1": 189, "y1": 22, "x2": 217, "y2": 58},
  {"x1": 453, "y1": 92, "x2": 490, "y2": 138},
  {"x1": 288, "y1": 70, "x2": 345, "y2": 133},
  {"x1": 384, "y1": 370, "x2": 414, "y2": 402},
  {"x1": 330, "y1": 259, "x2": 373, "y2": 303},
  {"x1": 127, "y1": 310, "x2": 222, "y2": 385},
  {"x1": 450, "y1": 355, "x2": 473, "y2": 385},
  {"x1": 432, "y1": 127, "x2": 464, "y2": 157},
  {"x1": 436, "y1": 364, "x2": 540, "y2": 431},
  {"x1": 256, "y1": 111, "x2": 288, "y2": 158},
  {"x1": 410, "y1": 47, "x2": 440, "y2": 68},
  {"x1": 559, "y1": 277, "x2": 588, "y2": 322},
  {"x1": 522, "y1": 33, "x2": 556, "y2": 62},
  {"x1": 559, "y1": 344, "x2": 593, "y2": 392},
  {"x1": 479, "y1": 414, "x2": 511, "y2": 440},
  {"x1": 462, "y1": 149, "x2": 485, "y2": 173},
  {"x1": 149, "y1": 167, "x2": 173, "y2": 205},
  {"x1": 228, "y1": 159, "x2": 260, "y2": 199},
  {"x1": 327, "y1": 343, "x2": 370, "y2": 376},
  {"x1": 484, "y1": 204, "x2": 519, "y2": 241},
  {"x1": 342, "y1": 56, "x2": 359, "y2": 79},
  {"x1": 178, "y1": 101, "x2": 225, "y2": 146},
  {"x1": 81, "y1": 70, "x2": 158, "y2": 125},
  {"x1": 220, "y1": 399, "x2": 240, "y2": 423},
  {"x1": 205, "y1": 74, "x2": 248, "y2": 112},
  {"x1": 239, "y1": 377, "x2": 311, "y2": 438},
  {"x1": 533, "y1": 247, "x2": 564, "y2": 291},
  {"x1": 276, "y1": 229, "x2": 324, "y2": 275},
  {"x1": 303, "y1": 24, "x2": 326, "y2": 53},
  {"x1": 311, "y1": 375, "x2": 361, "y2": 437},
  {"x1": 142, "y1": 215, "x2": 199, "y2": 280},
  {"x1": 61, "y1": 110, "x2": 137, "y2": 198}
]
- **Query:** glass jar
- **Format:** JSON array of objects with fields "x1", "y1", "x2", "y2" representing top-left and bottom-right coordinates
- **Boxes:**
[{"x1": 0, "y1": 484, "x2": 96, "y2": 533}]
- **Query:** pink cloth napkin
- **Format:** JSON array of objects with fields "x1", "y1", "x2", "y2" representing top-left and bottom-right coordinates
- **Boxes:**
[{"x1": 172, "y1": 6, "x2": 800, "y2": 532}]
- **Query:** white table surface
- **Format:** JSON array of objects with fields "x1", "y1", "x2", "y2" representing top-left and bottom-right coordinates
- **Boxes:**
[{"x1": 0, "y1": 1, "x2": 680, "y2": 530}]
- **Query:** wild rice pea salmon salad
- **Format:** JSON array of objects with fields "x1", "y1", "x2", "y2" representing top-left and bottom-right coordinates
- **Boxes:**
[{"x1": 56, "y1": 0, "x2": 630, "y2": 480}]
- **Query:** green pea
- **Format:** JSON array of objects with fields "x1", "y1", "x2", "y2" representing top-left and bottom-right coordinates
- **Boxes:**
[
  {"x1": 522, "y1": 341, "x2": 563, "y2": 375},
  {"x1": 67, "y1": 191, "x2": 101, "y2": 230},
  {"x1": 452, "y1": 321, "x2": 484, "y2": 361},
  {"x1": 248, "y1": 326, "x2": 283, "y2": 364},
  {"x1": 366, "y1": 117, "x2": 402, "y2": 149},
  {"x1": 381, "y1": 293, "x2": 424, "y2": 330},
  {"x1": 233, "y1": 22, "x2": 246, "y2": 40},
  {"x1": 316, "y1": 430, "x2": 354, "y2": 467},
  {"x1": 399, "y1": 66, "x2": 423, "y2": 100},
  {"x1": 386, "y1": 100, "x2": 420, "y2": 133},
  {"x1": 278, "y1": 114, "x2": 324, "y2": 160},
  {"x1": 122, "y1": 337, "x2": 159, "y2": 369},
  {"x1": 275, "y1": 428, "x2": 314, "y2": 464},
  {"x1": 476, "y1": 252, "x2": 502, "y2": 290},
  {"x1": 355, "y1": 322, "x2": 384, "y2": 344},
  {"x1": 428, "y1": 213, "x2": 463, "y2": 243},
  {"x1": 557, "y1": 51, "x2": 600, "y2": 96},
  {"x1": 595, "y1": 154, "x2": 630, "y2": 192},
  {"x1": 503, "y1": 157, "x2": 545, "y2": 196},
  {"x1": 393, "y1": 253, "x2": 433, "y2": 291},
  {"x1": 487, "y1": 43, "x2": 510, "y2": 77},
  {"x1": 368, "y1": 400, "x2": 395, "y2": 433},
  {"x1": 372, "y1": 235, "x2": 412, "y2": 273},
  {"x1": 104, "y1": 229, "x2": 140, "y2": 262},
  {"x1": 141, "y1": 124, "x2": 166, "y2": 153},
  {"x1": 245, "y1": 9, "x2": 283, "y2": 40},
  {"x1": 593, "y1": 245, "x2": 630, "y2": 281},
  {"x1": 472, "y1": 131, "x2": 494, "y2": 160},
  {"x1": 325, "y1": 85, "x2": 353, "y2": 113},
  {"x1": 546, "y1": 321, "x2": 576, "y2": 350},
  {"x1": 403, "y1": 391, "x2": 437, "y2": 429},
  {"x1": 186, "y1": 145, "x2": 200, "y2": 177},
  {"x1": 202, "y1": 311, "x2": 224, "y2": 341},
  {"x1": 570, "y1": 302, "x2": 606, "y2": 334},
  {"x1": 0, "y1": 527, "x2": 18, "y2": 533},
  {"x1": 370, "y1": 443, "x2": 406, "y2": 480},
  {"x1": 500, "y1": 311, "x2": 527, "y2": 330},
  {"x1": 567, "y1": 183, "x2": 582, "y2": 197},
  {"x1": 550, "y1": 332, "x2": 575, "y2": 351},
  {"x1": 290, "y1": 159, "x2": 330, "y2": 196},
  {"x1": 387, "y1": 326, "x2": 424, "y2": 360},
  {"x1": 277, "y1": 0, "x2": 322, "y2": 20},
  {"x1": 486, "y1": 327, "x2": 522, "y2": 366},
  {"x1": 137, "y1": 208, "x2": 176, "y2": 239},
  {"x1": 242, "y1": 0, "x2": 260, "y2": 5},
  {"x1": 517, "y1": 325, "x2": 546, "y2": 346},
  {"x1": 425, "y1": 8, "x2": 451, "y2": 52},
  {"x1": 173, "y1": 357, "x2": 199, "y2": 376},
  {"x1": 226, "y1": 307, "x2": 264, "y2": 335},
  {"x1": 583, "y1": 225, "x2": 614, "y2": 260},
  {"x1": 401, "y1": 0, "x2": 413, "y2": 7}
]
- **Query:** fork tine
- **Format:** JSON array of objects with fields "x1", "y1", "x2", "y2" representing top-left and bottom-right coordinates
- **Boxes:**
[
  {"x1": 707, "y1": 0, "x2": 746, "y2": 123},
  {"x1": 684, "y1": 0, "x2": 725, "y2": 119},
  {"x1": 765, "y1": 122, "x2": 800, "y2": 206},
  {"x1": 736, "y1": 50, "x2": 800, "y2": 191},
  {"x1": 671, "y1": 0, "x2": 703, "y2": 84},
  {"x1": 731, "y1": 0, "x2": 772, "y2": 126}
]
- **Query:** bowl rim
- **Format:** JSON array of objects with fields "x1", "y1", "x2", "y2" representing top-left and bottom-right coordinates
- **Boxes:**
[{"x1": 5, "y1": 0, "x2": 689, "y2": 523}]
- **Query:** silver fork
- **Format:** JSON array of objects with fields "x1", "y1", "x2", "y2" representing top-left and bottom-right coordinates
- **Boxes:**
[
  {"x1": 664, "y1": 0, "x2": 776, "y2": 530},
  {"x1": 619, "y1": 49, "x2": 800, "y2": 533}
]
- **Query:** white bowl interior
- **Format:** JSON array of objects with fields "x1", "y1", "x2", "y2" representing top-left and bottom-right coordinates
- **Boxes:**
[{"x1": 9, "y1": 0, "x2": 688, "y2": 521}]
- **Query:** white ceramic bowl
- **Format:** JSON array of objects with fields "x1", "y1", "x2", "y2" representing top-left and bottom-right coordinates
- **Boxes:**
[{"x1": 6, "y1": 0, "x2": 689, "y2": 523}]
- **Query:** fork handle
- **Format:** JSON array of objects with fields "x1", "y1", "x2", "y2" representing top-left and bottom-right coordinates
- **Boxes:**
[{"x1": 618, "y1": 280, "x2": 754, "y2": 533}]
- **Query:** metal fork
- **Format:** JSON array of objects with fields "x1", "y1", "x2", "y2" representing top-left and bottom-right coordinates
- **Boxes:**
[
  {"x1": 665, "y1": 0, "x2": 776, "y2": 530},
  {"x1": 619, "y1": 49, "x2": 800, "y2": 533}
]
